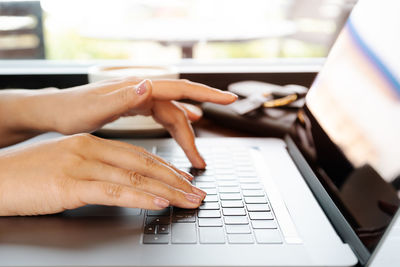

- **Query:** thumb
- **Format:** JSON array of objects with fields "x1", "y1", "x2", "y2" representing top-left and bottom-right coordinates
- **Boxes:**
[{"x1": 101, "y1": 79, "x2": 153, "y2": 118}]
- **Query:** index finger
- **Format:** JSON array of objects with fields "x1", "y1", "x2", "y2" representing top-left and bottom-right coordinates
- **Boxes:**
[{"x1": 152, "y1": 79, "x2": 238, "y2": 104}]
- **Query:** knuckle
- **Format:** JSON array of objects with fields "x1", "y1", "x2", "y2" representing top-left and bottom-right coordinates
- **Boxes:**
[
  {"x1": 128, "y1": 171, "x2": 145, "y2": 187},
  {"x1": 103, "y1": 183, "x2": 123, "y2": 199},
  {"x1": 163, "y1": 109, "x2": 187, "y2": 129},
  {"x1": 64, "y1": 133, "x2": 93, "y2": 149},
  {"x1": 177, "y1": 175, "x2": 191, "y2": 187},
  {"x1": 64, "y1": 153, "x2": 85, "y2": 170},
  {"x1": 56, "y1": 178, "x2": 82, "y2": 209},
  {"x1": 134, "y1": 145, "x2": 147, "y2": 153},
  {"x1": 119, "y1": 86, "x2": 134, "y2": 108},
  {"x1": 172, "y1": 110, "x2": 189, "y2": 127},
  {"x1": 123, "y1": 76, "x2": 140, "y2": 84},
  {"x1": 165, "y1": 186, "x2": 182, "y2": 202},
  {"x1": 143, "y1": 153, "x2": 158, "y2": 168},
  {"x1": 169, "y1": 170, "x2": 191, "y2": 188}
]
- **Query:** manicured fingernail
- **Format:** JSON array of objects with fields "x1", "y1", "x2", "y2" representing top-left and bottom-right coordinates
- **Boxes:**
[
  {"x1": 135, "y1": 80, "x2": 147, "y2": 95},
  {"x1": 185, "y1": 193, "x2": 202, "y2": 204},
  {"x1": 154, "y1": 197, "x2": 169, "y2": 208},
  {"x1": 191, "y1": 186, "x2": 207, "y2": 199}
]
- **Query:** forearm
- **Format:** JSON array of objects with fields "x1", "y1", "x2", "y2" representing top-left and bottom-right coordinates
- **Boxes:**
[{"x1": 0, "y1": 89, "x2": 58, "y2": 147}]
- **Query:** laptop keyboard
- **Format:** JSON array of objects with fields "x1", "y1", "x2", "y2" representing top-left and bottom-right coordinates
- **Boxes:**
[{"x1": 142, "y1": 145, "x2": 282, "y2": 245}]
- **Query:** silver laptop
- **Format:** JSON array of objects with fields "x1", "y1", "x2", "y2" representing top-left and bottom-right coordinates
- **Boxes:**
[{"x1": 1, "y1": 0, "x2": 399, "y2": 266}]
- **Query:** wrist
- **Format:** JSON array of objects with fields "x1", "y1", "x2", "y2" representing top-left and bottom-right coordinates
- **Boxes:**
[{"x1": 1, "y1": 89, "x2": 60, "y2": 134}]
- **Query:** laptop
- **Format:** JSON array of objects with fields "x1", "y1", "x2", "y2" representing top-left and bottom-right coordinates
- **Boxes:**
[{"x1": 1, "y1": 0, "x2": 399, "y2": 266}]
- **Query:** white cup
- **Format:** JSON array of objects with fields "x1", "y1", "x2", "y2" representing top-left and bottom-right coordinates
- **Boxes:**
[{"x1": 88, "y1": 65, "x2": 179, "y2": 137}]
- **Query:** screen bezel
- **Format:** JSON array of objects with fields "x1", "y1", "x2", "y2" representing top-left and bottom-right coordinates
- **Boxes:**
[{"x1": 285, "y1": 105, "x2": 371, "y2": 265}]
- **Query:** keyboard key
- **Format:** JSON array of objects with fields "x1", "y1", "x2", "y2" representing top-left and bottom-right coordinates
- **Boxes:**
[
  {"x1": 223, "y1": 208, "x2": 246, "y2": 216},
  {"x1": 146, "y1": 217, "x2": 170, "y2": 225},
  {"x1": 198, "y1": 218, "x2": 223, "y2": 227},
  {"x1": 213, "y1": 158, "x2": 231, "y2": 163},
  {"x1": 195, "y1": 176, "x2": 216, "y2": 182},
  {"x1": 239, "y1": 178, "x2": 259, "y2": 184},
  {"x1": 171, "y1": 223, "x2": 197, "y2": 244},
  {"x1": 172, "y1": 158, "x2": 189, "y2": 164},
  {"x1": 242, "y1": 190, "x2": 265, "y2": 197},
  {"x1": 214, "y1": 163, "x2": 234, "y2": 169},
  {"x1": 198, "y1": 210, "x2": 221, "y2": 218},
  {"x1": 143, "y1": 234, "x2": 169, "y2": 244},
  {"x1": 241, "y1": 184, "x2": 263, "y2": 190},
  {"x1": 251, "y1": 220, "x2": 278, "y2": 229},
  {"x1": 249, "y1": 212, "x2": 274, "y2": 220},
  {"x1": 174, "y1": 163, "x2": 192, "y2": 169},
  {"x1": 216, "y1": 175, "x2": 237, "y2": 181},
  {"x1": 220, "y1": 193, "x2": 242, "y2": 200},
  {"x1": 225, "y1": 224, "x2": 251, "y2": 234},
  {"x1": 215, "y1": 169, "x2": 235, "y2": 175},
  {"x1": 204, "y1": 195, "x2": 219, "y2": 202},
  {"x1": 172, "y1": 214, "x2": 196, "y2": 223},
  {"x1": 246, "y1": 204, "x2": 271, "y2": 212},
  {"x1": 224, "y1": 216, "x2": 249, "y2": 225},
  {"x1": 199, "y1": 227, "x2": 225, "y2": 244},
  {"x1": 254, "y1": 229, "x2": 282, "y2": 244},
  {"x1": 195, "y1": 182, "x2": 216, "y2": 188},
  {"x1": 173, "y1": 208, "x2": 196, "y2": 215},
  {"x1": 218, "y1": 187, "x2": 240, "y2": 193},
  {"x1": 228, "y1": 234, "x2": 254, "y2": 244},
  {"x1": 199, "y1": 202, "x2": 220, "y2": 210},
  {"x1": 237, "y1": 172, "x2": 258, "y2": 178},
  {"x1": 221, "y1": 200, "x2": 244, "y2": 208},
  {"x1": 244, "y1": 196, "x2": 267, "y2": 204},
  {"x1": 232, "y1": 155, "x2": 249, "y2": 160},
  {"x1": 147, "y1": 207, "x2": 171, "y2": 216},
  {"x1": 191, "y1": 169, "x2": 214, "y2": 177},
  {"x1": 144, "y1": 225, "x2": 156, "y2": 234},
  {"x1": 202, "y1": 188, "x2": 217, "y2": 195},
  {"x1": 235, "y1": 167, "x2": 255, "y2": 172},
  {"x1": 158, "y1": 224, "x2": 170, "y2": 234},
  {"x1": 213, "y1": 158, "x2": 232, "y2": 164},
  {"x1": 233, "y1": 161, "x2": 253, "y2": 167},
  {"x1": 218, "y1": 181, "x2": 239, "y2": 187}
]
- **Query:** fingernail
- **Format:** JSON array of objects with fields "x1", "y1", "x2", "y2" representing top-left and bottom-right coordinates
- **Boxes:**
[
  {"x1": 224, "y1": 91, "x2": 238, "y2": 97},
  {"x1": 185, "y1": 193, "x2": 202, "y2": 204},
  {"x1": 223, "y1": 91, "x2": 238, "y2": 100},
  {"x1": 154, "y1": 197, "x2": 169, "y2": 208},
  {"x1": 191, "y1": 186, "x2": 207, "y2": 199},
  {"x1": 135, "y1": 80, "x2": 147, "y2": 95}
]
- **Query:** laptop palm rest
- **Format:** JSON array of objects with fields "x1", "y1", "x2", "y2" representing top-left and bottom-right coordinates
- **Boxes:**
[{"x1": 0, "y1": 206, "x2": 143, "y2": 249}]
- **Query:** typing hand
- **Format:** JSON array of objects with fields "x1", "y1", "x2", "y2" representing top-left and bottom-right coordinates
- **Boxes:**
[
  {"x1": 2, "y1": 78, "x2": 237, "y2": 168},
  {"x1": 0, "y1": 134, "x2": 207, "y2": 216}
]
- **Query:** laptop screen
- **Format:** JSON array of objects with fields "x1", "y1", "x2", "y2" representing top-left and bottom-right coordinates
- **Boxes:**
[{"x1": 290, "y1": 0, "x2": 400, "y2": 253}]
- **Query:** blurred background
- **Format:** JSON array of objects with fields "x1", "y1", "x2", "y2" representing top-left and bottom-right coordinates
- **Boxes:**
[{"x1": 0, "y1": 0, "x2": 357, "y2": 62}]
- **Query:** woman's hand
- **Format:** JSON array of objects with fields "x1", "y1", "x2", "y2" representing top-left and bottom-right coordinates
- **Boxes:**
[
  {"x1": 0, "y1": 78, "x2": 237, "y2": 168},
  {"x1": 0, "y1": 133, "x2": 207, "y2": 216}
]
